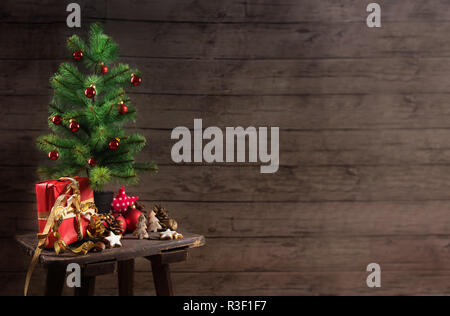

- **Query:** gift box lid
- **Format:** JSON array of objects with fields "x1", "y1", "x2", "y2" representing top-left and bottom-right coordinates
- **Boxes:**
[{"x1": 35, "y1": 177, "x2": 93, "y2": 215}]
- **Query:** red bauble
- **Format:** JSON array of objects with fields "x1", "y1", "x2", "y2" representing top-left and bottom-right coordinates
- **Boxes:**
[
  {"x1": 69, "y1": 120, "x2": 80, "y2": 132},
  {"x1": 114, "y1": 214, "x2": 127, "y2": 234},
  {"x1": 100, "y1": 63, "x2": 108, "y2": 74},
  {"x1": 130, "y1": 74, "x2": 142, "y2": 86},
  {"x1": 119, "y1": 102, "x2": 128, "y2": 115},
  {"x1": 48, "y1": 150, "x2": 59, "y2": 160},
  {"x1": 51, "y1": 115, "x2": 62, "y2": 125},
  {"x1": 109, "y1": 138, "x2": 120, "y2": 150},
  {"x1": 85, "y1": 85, "x2": 96, "y2": 98},
  {"x1": 123, "y1": 207, "x2": 142, "y2": 233},
  {"x1": 73, "y1": 50, "x2": 83, "y2": 61},
  {"x1": 88, "y1": 158, "x2": 97, "y2": 167}
]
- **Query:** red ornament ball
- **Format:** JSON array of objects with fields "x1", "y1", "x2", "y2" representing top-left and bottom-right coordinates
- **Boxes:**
[
  {"x1": 73, "y1": 50, "x2": 83, "y2": 61},
  {"x1": 130, "y1": 74, "x2": 142, "y2": 86},
  {"x1": 88, "y1": 158, "x2": 97, "y2": 167},
  {"x1": 48, "y1": 150, "x2": 59, "y2": 160},
  {"x1": 85, "y1": 85, "x2": 96, "y2": 98},
  {"x1": 51, "y1": 115, "x2": 62, "y2": 125},
  {"x1": 109, "y1": 139, "x2": 120, "y2": 150},
  {"x1": 123, "y1": 207, "x2": 142, "y2": 233},
  {"x1": 119, "y1": 102, "x2": 128, "y2": 115},
  {"x1": 69, "y1": 120, "x2": 80, "y2": 132},
  {"x1": 100, "y1": 63, "x2": 108, "y2": 74}
]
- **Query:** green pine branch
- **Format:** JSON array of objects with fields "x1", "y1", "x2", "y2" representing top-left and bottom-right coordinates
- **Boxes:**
[{"x1": 103, "y1": 65, "x2": 131, "y2": 84}]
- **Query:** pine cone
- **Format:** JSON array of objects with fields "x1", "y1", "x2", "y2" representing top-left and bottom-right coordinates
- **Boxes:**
[
  {"x1": 161, "y1": 218, "x2": 178, "y2": 231},
  {"x1": 153, "y1": 204, "x2": 169, "y2": 220},
  {"x1": 135, "y1": 201, "x2": 146, "y2": 211},
  {"x1": 152, "y1": 204, "x2": 178, "y2": 230}
]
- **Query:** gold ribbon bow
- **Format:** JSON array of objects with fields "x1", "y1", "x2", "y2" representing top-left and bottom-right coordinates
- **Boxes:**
[{"x1": 24, "y1": 177, "x2": 97, "y2": 296}]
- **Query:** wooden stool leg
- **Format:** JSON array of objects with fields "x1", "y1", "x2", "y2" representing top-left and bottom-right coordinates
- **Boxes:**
[
  {"x1": 118, "y1": 259, "x2": 134, "y2": 296},
  {"x1": 146, "y1": 249, "x2": 188, "y2": 296},
  {"x1": 72, "y1": 261, "x2": 115, "y2": 296},
  {"x1": 45, "y1": 264, "x2": 66, "y2": 296},
  {"x1": 150, "y1": 257, "x2": 173, "y2": 296},
  {"x1": 74, "y1": 271, "x2": 96, "y2": 296}
]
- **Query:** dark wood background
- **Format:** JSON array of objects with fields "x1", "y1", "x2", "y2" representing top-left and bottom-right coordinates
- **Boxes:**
[{"x1": 2, "y1": 0, "x2": 450, "y2": 295}]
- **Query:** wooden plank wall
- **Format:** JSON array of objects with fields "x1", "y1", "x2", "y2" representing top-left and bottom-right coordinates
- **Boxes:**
[{"x1": 2, "y1": 0, "x2": 450, "y2": 295}]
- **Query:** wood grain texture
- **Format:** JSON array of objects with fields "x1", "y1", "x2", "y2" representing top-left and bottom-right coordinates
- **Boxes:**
[
  {"x1": 2, "y1": 0, "x2": 450, "y2": 296},
  {"x1": 4, "y1": 0, "x2": 450, "y2": 24},
  {"x1": 6, "y1": 128, "x2": 450, "y2": 167},
  {"x1": 7, "y1": 22, "x2": 450, "y2": 60},
  {"x1": 7, "y1": 269, "x2": 450, "y2": 296},
  {"x1": 97, "y1": 270, "x2": 450, "y2": 296},
  {"x1": 6, "y1": 201, "x2": 450, "y2": 239},
  {"x1": 5, "y1": 165, "x2": 450, "y2": 203},
  {"x1": 5, "y1": 58, "x2": 450, "y2": 96},
  {"x1": 5, "y1": 94, "x2": 450, "y2": 131},
  {"x1": 9, "y1": 235, "x2": 450, "y2": 274}
]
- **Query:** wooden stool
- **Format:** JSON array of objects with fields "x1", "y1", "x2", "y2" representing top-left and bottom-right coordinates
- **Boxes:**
[{"x1": 16, "y1": 233, "x2": 205, "y2": 296}]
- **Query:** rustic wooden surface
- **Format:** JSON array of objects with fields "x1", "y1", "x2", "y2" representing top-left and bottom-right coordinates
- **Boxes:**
[
  {"x1": 16, "y1": 233, "x2": 204, "y2": 265},
  {"x1": 2, "y1": 0, "x2": 450, "y2": 295}
]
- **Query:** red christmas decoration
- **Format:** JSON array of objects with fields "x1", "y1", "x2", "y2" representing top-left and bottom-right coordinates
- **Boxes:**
[
  {"x1": 130, "y1": 74, "x2": 142, "y2": 86},
  {"x1": 51, "y1": 115, "x2": 62, "y2": 125},
  {"x1": 100, "y1": 63, "x2": 108, "y2": 74},
  {"x1": 73, "y1": 50, "x2": 83, "y2": 61},
  {"x1": 124, "y1": 207, "x2": 142, "y2": 233},
  {"x1": 88, "y1": 158, "x2": 97, "y2": 167},
  {"x1": 112, "y1": 186, "x2": 139, "y2": 213},
  {"x1": 119, "y1": 102, "x2": 128, "y2": 115},
  {"x1": 85, "y1": 85, "x2": 96, "y2": 98},
  {"x1": 109, "y1": 138, "x2": 120, "y2": 150},
  {"x1": 48, "y1": 150, "x2": 59, "y2": 160},
  {"x1": 69, "y1": 119, "x2": 80, "y2": 132}
]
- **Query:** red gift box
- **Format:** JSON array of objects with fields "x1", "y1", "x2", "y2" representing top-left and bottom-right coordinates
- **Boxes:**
[{"x1": 36, "y1": 177, "x2": 93, "y2": 249}]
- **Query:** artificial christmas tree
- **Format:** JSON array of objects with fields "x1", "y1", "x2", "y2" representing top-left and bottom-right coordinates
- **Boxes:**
[{"x1": 36, "y1": 23, "x2": 157, "y2": 211}]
